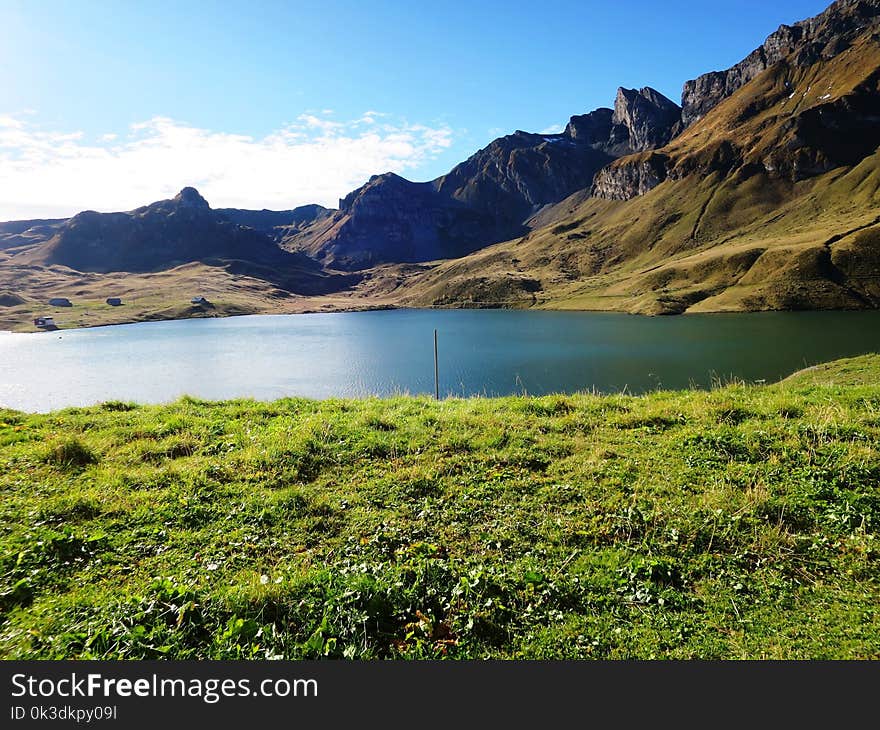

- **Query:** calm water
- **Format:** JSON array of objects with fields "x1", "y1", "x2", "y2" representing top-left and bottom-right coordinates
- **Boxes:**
[{"x1": 1, "y1": 309, "x2": 879, "y2": 412}]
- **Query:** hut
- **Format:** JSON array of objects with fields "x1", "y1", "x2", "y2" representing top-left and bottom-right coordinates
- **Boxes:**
[
  {"x1": 34, "y1": 316, "x2": 55, "y2": 328},
  {"x1": 106, "y1": 297, "x2": 122, "y2": 306},
  {"x1": 49, "y1": 297, "x2": 72, "y2": 307},
  {"x1": 191, "y1": 296, "x2": 209, "y2": 304}
]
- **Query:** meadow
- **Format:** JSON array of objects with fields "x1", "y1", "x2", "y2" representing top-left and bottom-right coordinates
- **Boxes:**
[{"x1": 0, "y1": 355, "x2": 877, "y2": 659}]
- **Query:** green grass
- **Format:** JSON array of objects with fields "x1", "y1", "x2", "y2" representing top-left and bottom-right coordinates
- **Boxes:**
[{"x1": 1, "y1": 355, "x2": 878, "y2": 659}]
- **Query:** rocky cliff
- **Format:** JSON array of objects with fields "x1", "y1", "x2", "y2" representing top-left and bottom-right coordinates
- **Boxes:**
[
  {"x1": 216, "y1": 204, "x2": 332, "y2": 241},
  {"x1": 430, "y1": 132, "x2": 614, "y2": 232},
  {"x1": 681, "y1": 0, "x2": 880, "y2": 126},
  {"x1": 286, "y1": 87, "x2": 681, "y2": 270},
  {"x1": 593, "y1": 0, "x2": 880, "y2": 201},
  {"x1": 288, "y1": 173, "x2": 495, "y2": 269},
  {"x1": 591, "y1": 153, "x2": 672, "y2": 201}
]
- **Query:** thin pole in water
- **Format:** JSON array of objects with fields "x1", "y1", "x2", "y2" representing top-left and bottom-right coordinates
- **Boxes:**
[{"x1": 433, "y1": 329, "x2": 439, "y2": 400}]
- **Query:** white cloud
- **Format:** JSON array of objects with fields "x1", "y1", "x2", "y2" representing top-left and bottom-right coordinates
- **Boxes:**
[
  {"x1": 539, "y1": 123, "x2": 565, "y2": 135},
  {"x1": 0, "y1": 115, "x2": 25, "y2": 129},
  {"x1": 0, "y1": 112, "x2": 454, "y2": 220}
]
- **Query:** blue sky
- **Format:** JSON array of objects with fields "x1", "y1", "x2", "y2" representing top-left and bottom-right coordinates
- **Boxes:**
[{"x1": 0, "y1": 0, "x2": 830, "y2": 218}]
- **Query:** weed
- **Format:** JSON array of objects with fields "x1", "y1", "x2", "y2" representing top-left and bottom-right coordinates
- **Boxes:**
[{"x1": 45, "y1": 438, "x2": 97, "y2": 469}]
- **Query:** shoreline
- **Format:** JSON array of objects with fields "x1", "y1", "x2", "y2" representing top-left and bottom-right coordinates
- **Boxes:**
[
  {"x1": 0, "y1": 299, "x2": 401, "y2": 334},
  {"x1": 3, "y1": 298, "x2": 878, "y2": 335}
]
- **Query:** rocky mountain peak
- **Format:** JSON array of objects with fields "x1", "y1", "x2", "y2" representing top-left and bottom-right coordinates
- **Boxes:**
[
  {"x1": 611, "y1": 87, "x2": 682, "y2": 152},
  {"x1": 562, "y1": 89, "x2": 681, "y2": 156},
  {"x1": 563, "y1": 108, "x2": 613, "y2": 144},
  {"x1": 681, "y1": 0, "x2": 880, "y2": 126},
  {"x1": 173, "y1": 187, "x2": 210, "y2": 209},
  {"x1": 339, "y1": 172, "x2": 412, "y2": 211}
]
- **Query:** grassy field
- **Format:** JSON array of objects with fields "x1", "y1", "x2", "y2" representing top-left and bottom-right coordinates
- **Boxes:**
[
  {"x1": 0, "y1": 258, "x2": 398, "y2": 333},
  {"x1": 0, "y1": 355, "x2": 878, "y2": 659}
]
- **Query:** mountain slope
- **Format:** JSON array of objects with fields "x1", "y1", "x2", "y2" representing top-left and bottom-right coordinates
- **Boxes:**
[
  {"x1": 593, "y1": 25, "x2": 880, "y2": 200},
  {"x1": 284, "y1": 87, "x2": 682, "y2": 270},
  {"x1": 397, "y1": 0, "x2": 880, "y2": 315},
  {"x1": 400, "y1": 152, "x2": 880, "y2": 313},
  {"x1": 12, "y1": 188, "x2": 352, "y2": 295},
  {"x1": 681, "y1": 0, "x2": 880, "y2": 126},
  {"x1": 0, "y1": 218, "x2": 67, "y2": 251},
  {"x1": 215, "y1": 204, "x2": 332, "y2": 241}
]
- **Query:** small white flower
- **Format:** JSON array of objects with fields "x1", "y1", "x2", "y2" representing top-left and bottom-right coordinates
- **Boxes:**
[
  {"x1": 260, "y1": 574, "x2": 269, "y2": 585},
  {"x1": 206, "y1": 562, "x2": 219, "y2": 571}
]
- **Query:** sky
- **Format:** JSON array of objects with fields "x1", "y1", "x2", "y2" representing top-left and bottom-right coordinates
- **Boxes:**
[{"x1": 0, "y1": 0, "x2": 831, "y2": 220}]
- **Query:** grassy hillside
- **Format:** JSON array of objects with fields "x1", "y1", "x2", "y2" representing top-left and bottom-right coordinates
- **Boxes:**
[
  {"x1": 1, "y1": 355, "x2": 878, "y2": 659},
  {"x1": 400, "y1": 153, "x2": 880, "y2": 314},
  {"x1": 399, "y1": 38, "x2": 880, "y2": 314},
  {"x1": 0, "y1": 258, "x2": 394, "y2": 332}
]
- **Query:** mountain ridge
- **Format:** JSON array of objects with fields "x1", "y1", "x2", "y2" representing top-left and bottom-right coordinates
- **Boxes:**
[
  {"x1": 681, "y1": 0, "x2": 880, "y2": 126},
  {"x1": 282, "y1": 85, "x2": 682, "y2": 270},
  {"x1": 9, "y1": 187, "x2": 355, "y2": 297},
  {"x1": 392, "y1": 0, "x2": 880, "y2": 315},
  {"x1": 1, "y1": 0, "x2": 878, "y2": 331}
]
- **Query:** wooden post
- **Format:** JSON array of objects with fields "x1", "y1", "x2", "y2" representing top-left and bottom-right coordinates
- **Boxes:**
[{"x1": 433, "y1": 329, "x2": 439, "y2": 400}]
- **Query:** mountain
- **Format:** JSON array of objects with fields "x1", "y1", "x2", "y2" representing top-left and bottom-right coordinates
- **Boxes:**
[
  {"x1": 284, "y1": 86, "x2": 681, "y2": 270},
  {"x1": 284, "y1": 172, "x2": 496, "y2": 269},
  {"x1": 594, "y1": 0, "x2": 880, "y2": 200},
  {"x1": 12, "y1": 188, "x2": 351, "y2": 294},
  {"x1": 681, "y1": 0, "x2": 880, "y2": 127},
  {"x1": 18, "y1": 188, "x2": 279, "y2": 272},
  {"x1": 0, "y1": 218, "x2": 67, "y2": 251},
  {"x1": 0, "y1": 203, "x2": 332, "y2": 251},
  {"x1": 397, "y1": 0, "x2": 880, "y2": 314},
  {"x1": 215, "y1": 204, "x2": 332, "y2": 241},
  {"x1": 3, "y1": 0, "x2": 878, "y2": 327}
]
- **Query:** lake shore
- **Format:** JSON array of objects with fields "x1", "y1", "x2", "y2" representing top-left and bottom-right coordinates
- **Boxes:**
[
  {"x1": 0, "y1": 291, "x2": 400, "y2": 333},
  {"x1": 3, "y1": 256, "x2": 877, "y2": 334},
  {"x1": 5, "y1": 293, "x2": 879, "y2": 335},
  {"x1": 1, "y1": 353, "x2": 878, "y2": 659}
]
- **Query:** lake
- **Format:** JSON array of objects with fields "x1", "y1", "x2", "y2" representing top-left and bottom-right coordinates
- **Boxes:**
[{"x1": 1, "y1": 308, "x2": 879, "y2": 412}]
